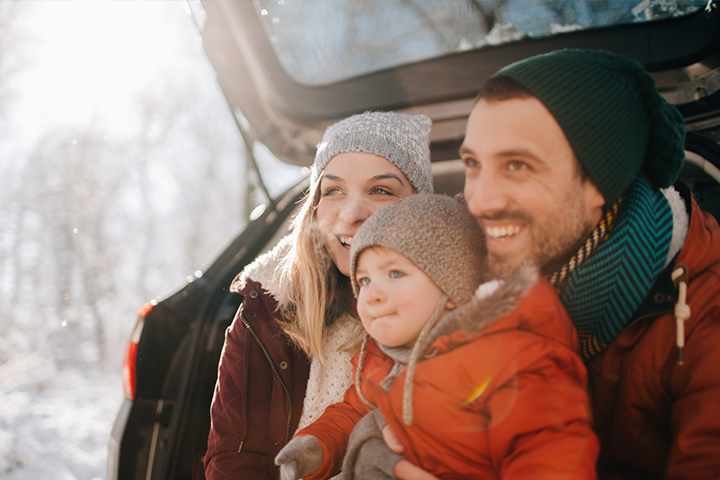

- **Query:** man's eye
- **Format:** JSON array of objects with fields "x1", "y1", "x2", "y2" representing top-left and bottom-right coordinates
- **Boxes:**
[
  {"x1": 462, "y1": 157, "x2": 479, "y2": 168},
  {"x1": 389, "y1": 270, "x2": 405, "y2": 278},
  {"x1": 357, "y1": 277, "x2": 370, "y2": 286},
  {"x1": 508, "y1": 160, "x2": 528, "y2": 171}
]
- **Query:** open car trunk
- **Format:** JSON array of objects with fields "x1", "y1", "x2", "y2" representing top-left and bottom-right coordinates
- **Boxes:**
[{"x1": 109, "y1": 2, "x2": 720, "y2": 479}]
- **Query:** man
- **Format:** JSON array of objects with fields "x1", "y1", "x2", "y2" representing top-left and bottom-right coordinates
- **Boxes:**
[{"x1": 374, "y1": 50, "x2": 720, "y2": 479}]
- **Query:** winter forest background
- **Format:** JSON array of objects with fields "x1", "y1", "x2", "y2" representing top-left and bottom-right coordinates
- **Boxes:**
[{"x1": 0, "y1": 2, "x2": 256, "y2": 478}]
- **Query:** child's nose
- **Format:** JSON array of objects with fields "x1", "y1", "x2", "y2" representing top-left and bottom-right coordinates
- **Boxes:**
[{"x1": 366, "y1": 282, "x2": 385, "y2": 303}]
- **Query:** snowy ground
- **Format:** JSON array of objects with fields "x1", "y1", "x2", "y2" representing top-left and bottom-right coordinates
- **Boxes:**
[{"x1": 0, "y1": 354, "x2": 122, "y2": 480}]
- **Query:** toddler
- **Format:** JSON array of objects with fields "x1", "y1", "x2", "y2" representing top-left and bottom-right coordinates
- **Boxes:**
[{"x1": 276, "y1": 193, "x2": 599, "y2": 479}]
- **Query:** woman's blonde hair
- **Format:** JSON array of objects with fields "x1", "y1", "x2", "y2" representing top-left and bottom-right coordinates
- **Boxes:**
[{"x1": 275, "y1": 172, "x2": 363, "y2": 361}]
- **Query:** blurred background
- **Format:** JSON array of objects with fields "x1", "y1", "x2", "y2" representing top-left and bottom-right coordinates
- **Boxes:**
[{"x1": 0, "y1": 1, "x2": 250, "y2": 478}]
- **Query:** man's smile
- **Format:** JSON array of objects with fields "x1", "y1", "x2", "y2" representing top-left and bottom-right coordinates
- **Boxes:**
[{"x1": 485, "y1": 224, "x2": 521, "y2": 241}]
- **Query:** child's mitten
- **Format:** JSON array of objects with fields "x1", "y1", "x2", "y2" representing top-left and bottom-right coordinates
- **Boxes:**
[
  {"x1": 275, "y1": 435, "x2": 323, "y2": 480},
  {"x1": 343, "y1": 410, "x2": 402, "y2": 480}
]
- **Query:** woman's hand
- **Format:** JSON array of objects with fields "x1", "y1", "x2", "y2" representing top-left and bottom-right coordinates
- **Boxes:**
[{"x1": 382, "y1": 425, "x2": 439, "y2": 480}]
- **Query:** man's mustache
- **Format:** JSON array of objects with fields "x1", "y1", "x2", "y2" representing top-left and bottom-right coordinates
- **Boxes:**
[{"x1": 474, "y1": 208, "x2": 532, "y2": 224}]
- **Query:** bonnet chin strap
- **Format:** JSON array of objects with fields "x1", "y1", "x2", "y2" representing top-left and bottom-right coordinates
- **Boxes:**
[
  {"x1": 354, "y1": 294, "x2": 450, "y2": 422},
  {"x1": 402, "y1": 295, "x2": 448, "y2": 426},
  {"x1": 355, "y1": 332, "x2": 377, "y2": 410}
]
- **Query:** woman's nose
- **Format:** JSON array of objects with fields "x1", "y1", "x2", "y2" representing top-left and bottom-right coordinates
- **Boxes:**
[{"x1": 338, "y1": 195, "x2": 371, "y2": 225}]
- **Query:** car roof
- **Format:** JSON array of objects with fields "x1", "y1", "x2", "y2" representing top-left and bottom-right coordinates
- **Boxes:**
[{"x1": 193, "y1": 0, "x2": 720, "y2": 167}]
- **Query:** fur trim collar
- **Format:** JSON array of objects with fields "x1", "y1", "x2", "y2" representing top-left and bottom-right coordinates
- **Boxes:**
[
  {"x1": 355, "y1": 263, "x2": 539, "y2": 425},
  {"x1": 422, "y1": 264, "x2": 537, "y2": 353},
  {"x1": 229, "y1": 235, "x2": 293, "y2": 305},
  {"x1": 662, "y1": 185, "x2": 689, "y2": 269},
  {"x1": 377, "y1": 263, "x2": 538, "y2": 367}
]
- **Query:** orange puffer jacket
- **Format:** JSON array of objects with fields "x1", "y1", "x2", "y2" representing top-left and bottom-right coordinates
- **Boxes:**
[
  {"x1": 589, "y1": 189, "x2": 720, "y2": 480},
  {"x1": 299, "y1": 272, "x2": 599, "y2": 480}
]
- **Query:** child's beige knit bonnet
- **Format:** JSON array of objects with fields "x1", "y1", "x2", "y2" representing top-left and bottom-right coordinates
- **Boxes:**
[{"x1": 350, "y1": 193, "x2": 486, "y2": 307}]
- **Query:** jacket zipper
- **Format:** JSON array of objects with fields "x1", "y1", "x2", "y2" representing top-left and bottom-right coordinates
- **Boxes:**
[
  {"x1": 240, "y1": 312, "x2": 294, "y2": 447},
  {"x1": 627, "y1": 306, "x2": 672, "y2": 328}
]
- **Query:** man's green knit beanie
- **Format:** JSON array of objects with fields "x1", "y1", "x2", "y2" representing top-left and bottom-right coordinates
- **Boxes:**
[{"x1": 495, "y1": 49, "x2": 686, "y2": 206}]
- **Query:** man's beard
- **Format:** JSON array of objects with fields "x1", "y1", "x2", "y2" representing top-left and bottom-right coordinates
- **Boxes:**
[{"x1": 483, "y1": 195, "x2": 596, "y2": 277}]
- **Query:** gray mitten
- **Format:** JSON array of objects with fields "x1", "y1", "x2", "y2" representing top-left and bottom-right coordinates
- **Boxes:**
[
  {"x1": 343, "y1": 410, "x2": 402, "y2": 480},
  {"x1": 275, "y1": 435, "x2": 324, "y2": 480}
]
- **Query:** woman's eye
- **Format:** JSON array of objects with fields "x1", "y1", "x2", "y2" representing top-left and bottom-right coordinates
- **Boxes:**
[
  {"x1": 370, "y1": 186, "x2": 392, "y2": 196},
  {"x1": 322, "y1": 187, "x2": 342, "y2": 196},
  {"x1": 357, "y1": 277, "x2": 370, "y2": 286},
  {"x1": 389, "y1": 270, "x2": 405, "y2": 278}
]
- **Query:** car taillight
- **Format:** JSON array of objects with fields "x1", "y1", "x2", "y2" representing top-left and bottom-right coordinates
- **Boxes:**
[{"x1": 121, "y1": 301, "x2": 155, "y2": 400}]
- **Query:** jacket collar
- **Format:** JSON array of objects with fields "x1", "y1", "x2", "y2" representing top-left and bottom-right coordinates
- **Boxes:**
[
  {"x1": 230, "y1": 235, "x2": 293, "y2": 304},
  {"x1": 629, "y1": 182, "x2": 690, "y2": 322},
  {"x1": 355, "y1": 263, "x2": 539, "y2": 426}
]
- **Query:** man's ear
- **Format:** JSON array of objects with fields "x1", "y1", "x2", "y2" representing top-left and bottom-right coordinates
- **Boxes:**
[
  {"x1": 588, "y1": 182, "x2": 606, "y2": 211},
  {"x1": 583, "y1": 178, "x2": 606, "y2": 224},
  {"x1": 446, "y1": 298, "x2": 456, "y2": 310}
]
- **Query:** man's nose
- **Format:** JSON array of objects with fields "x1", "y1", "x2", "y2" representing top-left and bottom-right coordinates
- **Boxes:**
[{"x1": 464, "y1": 170, "x2": 507, "y2": 219}]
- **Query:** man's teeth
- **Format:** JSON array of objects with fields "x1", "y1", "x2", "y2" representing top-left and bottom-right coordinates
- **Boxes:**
[
  {"x1": 339, "y1": 236, "x2": 353, "y2": 247},
  {"x1": 486, "y1": 225, "x2": 520, "y2": 240}
]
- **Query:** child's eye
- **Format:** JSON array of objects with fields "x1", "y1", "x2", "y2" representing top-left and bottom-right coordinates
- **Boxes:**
[
  {"x1": 389, "y1": 270, "x2": 405, "y2": 278},
  {"x1": 357, "y1": 276, "x2": 370, "y2": 286}
]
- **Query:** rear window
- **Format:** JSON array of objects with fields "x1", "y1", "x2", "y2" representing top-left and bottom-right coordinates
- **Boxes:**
[{"x1": 255, "y1": 0, "x2": 707, "y2": 86}]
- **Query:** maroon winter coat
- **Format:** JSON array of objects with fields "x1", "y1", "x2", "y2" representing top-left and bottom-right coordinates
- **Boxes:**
[{"x1": 205, "y1": 278, "x2": 310, "y2": 480}]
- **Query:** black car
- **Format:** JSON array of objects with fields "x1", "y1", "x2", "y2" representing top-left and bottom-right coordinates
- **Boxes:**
[{"x1": 108, "y1": 1, "x2": 720, "y2": 479}]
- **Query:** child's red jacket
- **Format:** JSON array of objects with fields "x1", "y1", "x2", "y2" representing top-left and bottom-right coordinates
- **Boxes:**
[{"x1": 299, "y1": 270, "x2": 599, "y2": 479}]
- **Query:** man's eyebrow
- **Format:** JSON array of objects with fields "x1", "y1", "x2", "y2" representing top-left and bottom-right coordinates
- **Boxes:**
[
  {"x1": 495, "y1": 148, "x2": 542, "y2": 162},
  {"x1": 458, "y1": 146, "x2": 543, "y2": 162}
]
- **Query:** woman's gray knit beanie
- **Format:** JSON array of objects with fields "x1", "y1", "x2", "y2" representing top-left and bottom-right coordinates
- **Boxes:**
[
  {"x1": 350, "y1": 194, "x2": 487, "y2": 307},
  {"x1": 311, "y1": 111, "x2": 434, "y2": 194}
]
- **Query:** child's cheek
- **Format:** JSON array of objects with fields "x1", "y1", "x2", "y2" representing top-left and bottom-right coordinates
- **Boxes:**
[{"x1": 356, "y1": 296, "x2": 372, "y2": 331}]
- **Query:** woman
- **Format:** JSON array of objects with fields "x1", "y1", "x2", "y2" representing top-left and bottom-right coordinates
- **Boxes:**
[{"x1": 204, "y1": 111, "x2": 433, "y2": 480}]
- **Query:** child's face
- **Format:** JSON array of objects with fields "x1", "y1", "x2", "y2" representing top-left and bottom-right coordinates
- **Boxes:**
[{"x1": 355, "y1": 246, "x2": 455, "y2": 349}]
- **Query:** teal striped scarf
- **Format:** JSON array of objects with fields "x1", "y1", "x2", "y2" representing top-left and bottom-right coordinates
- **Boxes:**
[{"x1": 548, "y1": 175, "x2": 673, "y2": 360}]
